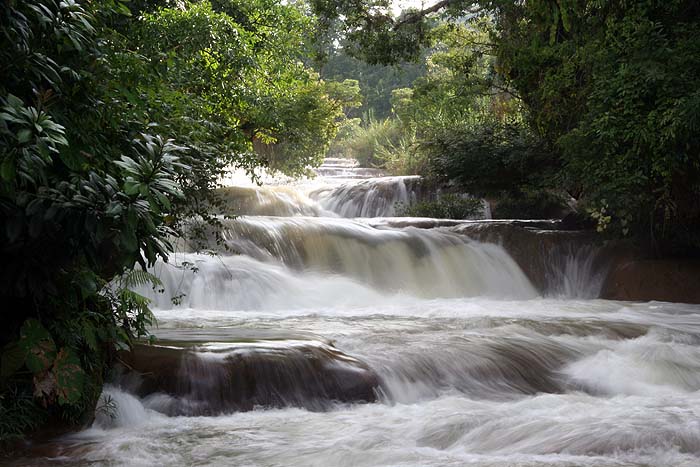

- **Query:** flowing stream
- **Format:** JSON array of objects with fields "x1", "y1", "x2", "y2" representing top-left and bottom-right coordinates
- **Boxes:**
[{"x1": 14, "y1": 159, "x2": 700, "y2": 467}]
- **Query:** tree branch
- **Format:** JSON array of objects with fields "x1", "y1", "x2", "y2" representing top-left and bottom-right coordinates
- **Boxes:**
[{"x1": 393, "y1": 0, "x2": 480, "y2": 29}]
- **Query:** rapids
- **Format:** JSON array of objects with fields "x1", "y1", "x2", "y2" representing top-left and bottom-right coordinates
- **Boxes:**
[{"x1": 12, "y1": 158, "x2": 700, "y2": 467}]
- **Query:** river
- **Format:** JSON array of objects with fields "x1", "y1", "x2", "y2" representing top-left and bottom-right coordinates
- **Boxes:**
[{"x1": 13, "y1": 158, "x2": 700, "y2": 466}]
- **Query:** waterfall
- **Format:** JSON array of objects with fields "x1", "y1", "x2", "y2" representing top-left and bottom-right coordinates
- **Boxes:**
[
  {"x1": 215, "y1": 186, "x2": 334, "y2": 217},
  {"x1": 451, "y1": 221, "x2": 610, "y2": 298},
  {"x1": 313, "y1": 157, "x2": 386, "y2": 179},
  {"x1": 544, "y1": 243, "x2": 608, "y2": 299},
  {"x1": 22, "y1": 157, "x2": 700, "y2": 467},
  {"x1": 139, "y1": 253, "x2": 391, "y2": 311},
  {"x1": 141, "y1": 218, "x2": 538, "y2": 309},
  {"x1": 309, "y1": 176, "x2": 423, "y2": 217}
]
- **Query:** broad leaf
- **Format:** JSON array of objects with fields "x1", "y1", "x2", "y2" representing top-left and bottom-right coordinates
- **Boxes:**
[
  {"x1": 19, "y1": 319, "x2": 57, "y2": 374},
  {"x1": 17, "y1": 129, "x2": 33, "y2": 143},
  {"x1": 33, "y1": 370, "x2": 57, "y2": 403},
  {"x1": 1, "y1": 341, "x2": 25, "y2": 378},
  {"x1": 53, "y1": 348, "x2": 85, "y2": 405},
  {"x1": 81, "y1": 321, "x2": 98, "y2": 351}
]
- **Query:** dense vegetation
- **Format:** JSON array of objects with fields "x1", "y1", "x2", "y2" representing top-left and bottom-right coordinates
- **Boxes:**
[
  {"x1": 321, "y1": 51, "x2": 426, "y2": 120},
  {"x1": 317, "y1": 0, "x2": 700, "y2": 240},
  {"x1": 2, "y1": 0, "x2": 699, "y2": 448},
  {"x1": 0, "y1": 0, "x2": 343, "y2": 447}
]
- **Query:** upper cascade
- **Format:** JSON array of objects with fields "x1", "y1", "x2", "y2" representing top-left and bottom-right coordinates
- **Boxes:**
[
  {"x1": 216, "y1": 158, "x2": 435, "y2": 218},
  {"x1": 309, "y1": 176, "x2": 425, "y2": 218},
  {"x1": 313, "y1": 157, "x2": 385, "y2": 179},
  {"x1": 166, "y1": 156, "x2": 605, "y2": 301}
]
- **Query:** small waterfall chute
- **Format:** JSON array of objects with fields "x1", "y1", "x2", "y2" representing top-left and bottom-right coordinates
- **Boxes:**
[
  {"x1": 309, "y1": 176, "x2": 423, "y2": 218},
  {"x1": 161, "y1": 216, "x2": 538, "y2": 302}
]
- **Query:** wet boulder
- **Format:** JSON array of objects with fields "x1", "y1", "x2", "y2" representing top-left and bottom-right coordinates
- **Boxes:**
[
  {"x1": 451, "y1": 221, "x2": 610, "y2": 296},
  {"x1": 116, "y1": 340, "x2": 380, "y2": 415},
  {"x1": 601, "y1": 259, "x2": 700, "y2": 304}
]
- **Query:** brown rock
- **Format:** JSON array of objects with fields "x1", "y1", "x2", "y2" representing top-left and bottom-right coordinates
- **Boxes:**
[
  {"x1": 452, "y1": 222, "x2": 608, "y2": 294},
  {"x1": 601, "y1": 260, "x2": 700, "y2": 304},
  {"x1": 116, "y1": 341, "x2": 380, "y2": 415}
]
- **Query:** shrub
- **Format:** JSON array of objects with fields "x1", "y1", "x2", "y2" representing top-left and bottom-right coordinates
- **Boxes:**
[
  {"x1": 397, "y1": 194, "x2": 485, "y2": 219},
  {"x1": 491, "y1": 191, "x2": 568, "y2": 220}
]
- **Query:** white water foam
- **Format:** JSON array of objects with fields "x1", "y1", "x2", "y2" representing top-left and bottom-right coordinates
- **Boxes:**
[{"x1": 13, "y1": 157, "x2": 700, "y2": 467}]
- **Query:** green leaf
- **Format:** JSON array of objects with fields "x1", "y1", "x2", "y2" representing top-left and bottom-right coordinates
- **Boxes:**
[
  {"x1": 59, "y1": 149, "x2": 84, "y2": 171},
  {"x1": 105, "y1": 202, "x2": 123, "y2": 217},
  {"x1": 17, "y1": 129, "x2": 33, "y2": 143},
  {"x1": 75, "y1": 270, "x2": 98, "y2": 299},
  {"x1": 53, "y1": 348, "x2": 85, "y2": 405},
  {"x1": 124, "y1": 180, "x2": 141, "y2": 196},
  {"x1": 0, "y1": 158, "x2": 15, "y2": 182},
  {"x1": 36, "y1": 140, "x2": 50, "y2": 159},
  {"x1": 1, "y1": 342, "x2": 25, "y2": 379},
  {"x1": 116, "y1": 2, "x2": 133, "y2": 17},
  {"x1": 121, "y1": 227, "x2": 138, "y2": 252},
  {"x1": 114, "y1": 328, "x2": 131, "y2": 349},
  {"x1": 6, "y1": 94, "x2": 23, "y2": 107},
  {"x1": 81, "y1": 321, "x2": 98, "y2": 352},
  {"x1": 155, "y1": 191, "x2": 171, "y2": 210},
  {"x1": 19, "y1": 319, "x2": 57, "y2": 374}
]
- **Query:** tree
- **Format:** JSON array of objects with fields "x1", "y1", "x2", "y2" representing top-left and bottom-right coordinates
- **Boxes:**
[
  {"x1": 494, "y1": 0, "x2": 700, "y2": 249},
  {"x1": 314, "y1": 0, "x2": 700, "y2": 249},
  {"x1": 0, "y1": 0, "x2": 344, "y2": 445},
  {"x1": 321, "y1": 51, "x2": 426, "y2": 119},
  {"x1": 0, "y1": 0, "x2": 184, "y2": 444}
]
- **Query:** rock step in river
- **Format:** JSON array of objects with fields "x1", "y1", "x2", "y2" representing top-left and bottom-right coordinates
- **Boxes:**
[
  {"x1": 117, "y1": 340, "x2": 379, "y2": 415},
  {"x1": 10, "y1": 157, "x2": 700, "y2": 467}
]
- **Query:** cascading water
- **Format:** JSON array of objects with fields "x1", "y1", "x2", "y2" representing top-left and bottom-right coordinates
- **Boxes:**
[
  {"x1": 309, "y1": 175, "x2": 423, "y2": 217},
  {"x1": 313, "y1": 157, "x2": 385, "y2": 179},
  {"x1": 13, "y1": 157, "x2": 700, "y2": 467},
  {"x1": 213, "y1": 158, "x2": 422, "y2": 218},
  {"x1": 215, "y1": 186, "x2": 334, "y2": 217}
]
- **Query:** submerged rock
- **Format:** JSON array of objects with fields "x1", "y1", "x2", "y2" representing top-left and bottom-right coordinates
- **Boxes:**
[
  {"x1": 601, "y1": 260, "x2": 700, "y2": 304},
  {"x1": 116, "y1": 340, "x2": 380, "y2": 415}
]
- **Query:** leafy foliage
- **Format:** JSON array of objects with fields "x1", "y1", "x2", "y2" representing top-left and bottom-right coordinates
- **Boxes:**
[
  {"x1": 0, "y1": 0, "x2": 345, "y2": 445},
  {"x1": 125, "y1": 0, "x2": 341, "y2": 179},
  {"x1": 334, "y1": 114, "x2": 404, "y2": 167},
  {"x1": 493, "y1": 0, "x2": 700, "y2": 250},
  {"x1": 318, "y1": 0, "x2": 700, "y2": 250},
  {"x1": 321, "y1": 52, "x2": 426, "y2": 120},
  {"x1": 424, "y1": 116, "x2": 556, "y2": 198},
  {"x1": 330, "y1": 16, "x2": 562, "y2": 217},
  {"x1": 396, "y1": 194, "x2": 484, "y2": 219}
]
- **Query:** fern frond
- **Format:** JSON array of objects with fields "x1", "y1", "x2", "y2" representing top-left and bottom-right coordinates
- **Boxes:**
[
  {"x1": 120, "y1": 269, "x2": 163, "y2": 289},
  {"x1": 118, "y1": 288, "x2": 153, "y2": 309}
]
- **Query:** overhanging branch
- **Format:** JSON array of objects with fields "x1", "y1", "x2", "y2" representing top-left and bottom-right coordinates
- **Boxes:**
[{"x1": 393, "y1": 0, "x2": 481, "y2": 29}]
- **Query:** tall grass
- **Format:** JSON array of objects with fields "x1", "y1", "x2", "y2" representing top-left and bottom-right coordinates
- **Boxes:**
[{"x1": 328, "y1": 113, "x2": 429, "y2": 175}]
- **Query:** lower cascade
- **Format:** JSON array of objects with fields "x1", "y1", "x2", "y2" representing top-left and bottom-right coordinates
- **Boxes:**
[{"x1": 12, "y1": 158, "x2": 700, "y2": 467}]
